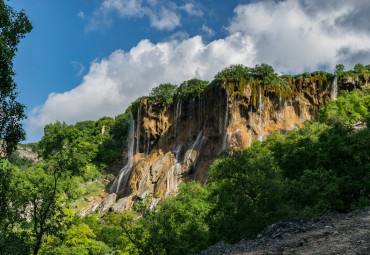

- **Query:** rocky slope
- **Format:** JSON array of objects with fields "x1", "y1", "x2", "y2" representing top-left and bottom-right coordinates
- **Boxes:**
[
  {"x1": 16, "y1": 145, "x2": 40, "y2": 162},
  {"x1": 95, "y1": 74, "x2": 369, "y2": 212},
  {"x1": 199, "y1": 207, "x2": 370, "y2": 255}
]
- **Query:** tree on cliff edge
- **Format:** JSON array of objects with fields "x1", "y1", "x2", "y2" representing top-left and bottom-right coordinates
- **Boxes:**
[{"x1": 0, "y1": 0, "x2": 32, "y2": 156}]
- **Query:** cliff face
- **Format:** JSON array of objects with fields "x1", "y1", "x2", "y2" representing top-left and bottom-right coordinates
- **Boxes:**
[{"x1": 108, "y1": 75, "x2": 369, "y2": 210}]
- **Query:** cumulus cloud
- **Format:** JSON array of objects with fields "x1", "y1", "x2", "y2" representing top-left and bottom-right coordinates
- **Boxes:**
[
  {"x1": 27, "y1": 33, "x2": 254, "y2": 139},
  {"x1": 201, "y1": 24, "x2": 214, "y2": 37},
  {"x1": 149, "y1": 7, "x2": 180, "y2": 30},
  {"x1": 179, "y1": 2, "x2": 203, "y2": 16},
  {"x1": 87, "y1": 0, "x2": 204, "y2": 31},
  {"x1": 27, "y1": 0, "x2": 370, "y2": 140},
  {"x1": 227, "y1": 0, "x2": 370, "y2": 73},
  {"x1": 101, "y1": 0, "x2": 145, "y2": 17}
]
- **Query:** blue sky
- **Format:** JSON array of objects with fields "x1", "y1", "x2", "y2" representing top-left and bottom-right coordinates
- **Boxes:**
[{"x1": 11, "y1": 0, "x2": 370, "y2": 142}]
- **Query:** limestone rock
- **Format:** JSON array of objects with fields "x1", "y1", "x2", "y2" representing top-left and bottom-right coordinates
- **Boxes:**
[
  {"x1": 97, "y1": 193, "x2": 117, "y2": 212},
  {"x1": 150, "y1": 152, "x2": 175, "y2": 183},
  {"x1": 111, "y1": 198, "x2": 128, "y2": 212},
  {"x1": 110, "y1": 77, "x2": 370, "y2": 207}
]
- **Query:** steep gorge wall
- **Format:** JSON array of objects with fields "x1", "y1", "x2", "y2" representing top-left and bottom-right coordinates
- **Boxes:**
[{"x1": 104, "y1": 75, "x2": 369, "y2": 211}]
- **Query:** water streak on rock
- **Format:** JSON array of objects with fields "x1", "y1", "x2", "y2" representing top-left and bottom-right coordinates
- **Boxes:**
[{"x1": 115, "y1": 114, "x2": 135, "y2": 193}]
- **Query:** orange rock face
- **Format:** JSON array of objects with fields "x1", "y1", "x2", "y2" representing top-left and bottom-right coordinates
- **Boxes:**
[{"x1": 110, "y1": 76, "x2": 369, "y2": 208}]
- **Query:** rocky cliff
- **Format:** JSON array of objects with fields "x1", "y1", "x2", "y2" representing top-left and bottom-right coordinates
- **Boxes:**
[{"x1": 103, "y1": 74, "x2": 369, "y2": 211}]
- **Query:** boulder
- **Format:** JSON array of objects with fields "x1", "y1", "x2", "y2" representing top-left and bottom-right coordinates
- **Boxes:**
[
  {"x1": 111, "y1": 198, "x2": 128, "y2": 212},
  {"x1": 150, "y1": 152, "x2": 175, "y2": 183},
  {"x1": 96, "y1": 193, "x2": 117, "y2": 212}
]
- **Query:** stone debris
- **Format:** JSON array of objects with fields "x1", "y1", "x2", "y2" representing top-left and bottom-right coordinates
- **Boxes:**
[{"x1": 200, "y1": 207, "x2": 370, "y2": 255}]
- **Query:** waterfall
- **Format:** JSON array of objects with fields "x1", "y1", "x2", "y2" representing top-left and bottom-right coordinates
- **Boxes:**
[
  {"x1": 331, "y1": 76, "x2": 338, "y2": 100},
  {"x1": 167, "y1": 131, "x2": 206, "y2": 196},
  {"x1": 258, "y1": 86, "x2": 263, "y2": 141},
  {"x1": 198, "y1": 95, "x2": 202, "y2": 131},
  {"x1": 115, "y1": 114, "x2": 135, "y2": 194},
  {"x1": 166, "y1": 163, "x2": 182, "y2": 195},
  {"x1": 221, "y1": 91, "x2": 229, "y2": 150},
  {"x1": 250, "y1": 102, "x2": 253, "y2": 145},
  {"x1": 136, "y1": 105, "x2": 141, "y2": 155},
  {"x1": 219, "y1": 88, "x2": 223, "y2": 135},
  {"x1": 143, "y1": 104, "x2": 147, "y2": 155},
  {"x1": 173, "y1": 142, "x2": 183, "y2": 161},
  {"x1": 278, "y1": 89, "x2": 282, "y2": 131},
  {"x1": 174, "y1": 100, "x2": 181, "y2": 136},
  {"x1": 165, "y1": 142, "x2": 184, "y2": 196},
  {"x1": 184, "y1": 130, "x2": 206, "y2": 169},
  {"x1": 138, "y1": 166, "x2": 150, "y2": 192},
  {"x1": 193, "y1": 98, "x2": 195, "y2": 119}
]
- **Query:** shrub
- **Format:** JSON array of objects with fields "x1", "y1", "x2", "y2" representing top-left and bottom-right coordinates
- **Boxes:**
[{"x1": 149, "y1": 83, "x2": 177, "y2": 105}]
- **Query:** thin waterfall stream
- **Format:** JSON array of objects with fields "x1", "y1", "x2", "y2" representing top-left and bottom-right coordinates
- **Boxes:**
[
  {"x1": 258, "y1": 86, "x2": 263, "y2": 141},
  {"x1": 114, "y1": 113, "x2": 135, "y2": 193},
  {"x1": 331, "y1": 77, "x2": 338, "y2": 100}
]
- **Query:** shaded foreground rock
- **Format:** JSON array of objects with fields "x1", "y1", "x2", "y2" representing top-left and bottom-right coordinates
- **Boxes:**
[{"x1": 200, "y1": 207, "x2": 370, "y2": 255}]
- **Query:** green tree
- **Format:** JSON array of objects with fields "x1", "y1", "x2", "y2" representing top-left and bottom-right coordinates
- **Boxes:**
[
  {"x1": 176, "y1": 79, "x2": 208, "y2": 98},
  {"x1": 39, "y1": 121, "x2": 99, "y2": 176},
  {"x1": 319, "y1": 88, "x2": 370, "y2": 125},
  {"x1": 143, "y1": 182, "x2": 211, "y2": 255},
  {"x1": 213, "y1": 64, "x2": 250, "y2": 84},
  {"x1": 0, "y1": 0, "x2": 32, "y2": 155},
  {"x1": 12, "y1": 162, "x2": 67, "y2": 255},
  {"x1": 0, "y1": 160, "x2": 31, "y2": 254},
  {"x1": 354, "y1": 63, "x2": 366, "y2": 74},
  {"x1": 207, "y1": 144, "x2": 284, "y2": 243},
  {"x1": 149, "y1": 83, "x2": 177, "y2": 105},
  {"x1": 334, "y1": 64, "x2": 345, "y2": 76}
]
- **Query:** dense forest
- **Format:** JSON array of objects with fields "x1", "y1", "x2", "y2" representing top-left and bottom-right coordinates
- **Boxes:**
[{"x1": 1, "y1": 1, "x2": 370, "y2": 254}]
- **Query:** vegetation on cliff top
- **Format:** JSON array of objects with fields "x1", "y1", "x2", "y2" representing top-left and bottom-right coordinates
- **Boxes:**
[{"x1": 129, "y1": 62, "x2": 368, "y2": 110}]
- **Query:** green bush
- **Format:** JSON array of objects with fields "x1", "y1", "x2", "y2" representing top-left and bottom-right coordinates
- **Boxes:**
[
  {"x1": 319, "y1": 88, "x2": 370, "y2": 124},
  {"x1": 149, "y1": 83, "x2": 178, "y2": 105},
  {"x1": 176, "y1": 79, "x2": 208, "y2": 98},
  {"x1": 207, "y1": 143, "x2": 284, "y2": 243},
  {"x1": 143, "y1": 182, "x2": 211, "y2": 254}
]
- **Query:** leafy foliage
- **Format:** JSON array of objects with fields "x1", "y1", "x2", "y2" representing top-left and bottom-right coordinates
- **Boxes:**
[
  {"x1": 176, "y1": 79, "x2": 208, "y2": 99},
  {"x1": 0, "y1": 0, "x2": 32, "y2": 155},
  {"x1": 207, "y1": 144, "x2": 284, "y2": 243},
  {"x1": 143, "y1": 182, "x2": 211, "y2": 254},
  {"x1": 319, "y1": 88, "x2": 370, "y2": 124},
  {"x1": 149, "y1": 83, "x2": 178, "y2": 105}
]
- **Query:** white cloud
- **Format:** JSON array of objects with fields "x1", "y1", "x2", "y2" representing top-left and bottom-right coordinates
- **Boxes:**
[
  {"x1": 77, "y1": 11, "x2": 85, "y2": 19},
  {"x1": 87, "y1": 0, "x2": 182, "y2": 31},
  {"x1": 149, "y1": 8, "x2": 180, "y2": 30},
  {"x1": 201, "y1": 24, "x2": 214, "y2": 37},
  {"x1": 71, "y1": 61, "x2": 85, "y2": 77},
  {"x1": 101, "y1": 0, "x2": 145, "y2": 17},
  {"x1": 179, "y1": 3, "x2": 203, "y2": 16},
  {"x1": 27, "y1": 34, "x2": 255, "y2": 140},
  {"x1": 27, "y1": 0, "x2": 370, "y2": 140},
  {"x1": 227, "y1": 0, "x2": 370, "y2": 73}
]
